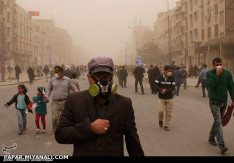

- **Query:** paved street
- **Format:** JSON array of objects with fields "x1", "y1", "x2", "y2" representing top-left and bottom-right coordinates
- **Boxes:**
[{"x1": 0, "y1": 75, "x2": 233, "y2": 156}]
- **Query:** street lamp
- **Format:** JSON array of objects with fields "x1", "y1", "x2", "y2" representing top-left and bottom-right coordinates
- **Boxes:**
[
  {"x1": 166, "y1": 0, "x2": 173, "y2": 64},
  {"x1": 128, "y1": 26, "x2": 139, "y2": 53}
]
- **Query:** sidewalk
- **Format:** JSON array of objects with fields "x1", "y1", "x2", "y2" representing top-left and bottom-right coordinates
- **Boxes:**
[{"x1": 0, "y1": 71, "x2": 44, "y2": 86}]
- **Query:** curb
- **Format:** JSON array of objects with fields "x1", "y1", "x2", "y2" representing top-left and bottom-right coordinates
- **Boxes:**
[{"x1": 0, "y1": 77, "x2": 44, "y2": 87}]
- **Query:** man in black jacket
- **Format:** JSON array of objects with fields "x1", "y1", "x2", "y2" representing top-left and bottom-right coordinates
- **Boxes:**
[
  {"x1": 155, "y1": 65, "x2": 175, "y2": 131},
  {"x1": 133, "y1": 66, "x2": 145, "y2": 94},
  {"x1": 55, "y1": 56, "x2": 144, "y2": 156},
  {"x1": 14, "y1": 65, "x2": 21, "y2": 82}
]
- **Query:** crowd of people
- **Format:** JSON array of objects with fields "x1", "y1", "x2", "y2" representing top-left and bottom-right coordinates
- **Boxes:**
[{"x1": 2, "y1": 56, "x2": 234, "y2": 156}]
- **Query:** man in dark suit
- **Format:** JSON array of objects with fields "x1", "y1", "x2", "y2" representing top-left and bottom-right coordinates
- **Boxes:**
[{"x1": 55, "y1": 56, "x2": 144, "y2": 156}]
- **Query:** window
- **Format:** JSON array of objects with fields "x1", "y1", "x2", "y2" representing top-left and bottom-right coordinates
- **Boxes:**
[
  {"x1": 190, "y1": 14, "x2": 193, "y2": 27},
  {"x1": 7, "y1": 12, "x2": 10, "y2": 23},
  {"x1": 7, "y1": 0, "x2": 10, "y2": 7},
  {"x1": 185, "y1": 2, "x2": 188, "y2": 10},
  {"x1": 194, "y1": 29, "x2": 198, "y2": 40},
  {"x1": 7, "y1": 27, "x2": 10, "y2": 37},
  {"x1": 220, "y1": 11, "x2": 224, "y2": 25},
  {"x1": 201, "y1": 29, "x2": 205, "y2": 40},
  {"x1": 190, "y1": 31, "x2": 193, "y2": 43},
  {"x1": 189, "y1": 0, "x2": 193, "y2": 10},
  {"x1": 201, "y1": 11, "x2": 204, "y2": 26},
  {"x1": 208, "y1": 27, "x2": 211, "y2": 38},
  {"x1": 214, "y1": 24, "x2": 218, "y2": 38},
  {"x1": 0, "y1": 1, "x2": 4, "y2": 14},
  {"x1": 194, "y1": 12, "x2": 198, "y2": 22},
  {"x1": 214, "y1": 4, "x2": 218, "y2": 15}
]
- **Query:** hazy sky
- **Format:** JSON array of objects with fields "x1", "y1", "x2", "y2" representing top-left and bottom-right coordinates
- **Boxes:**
[{"x1": 16, "y1": 0, "x2": 177, "y2": 63}]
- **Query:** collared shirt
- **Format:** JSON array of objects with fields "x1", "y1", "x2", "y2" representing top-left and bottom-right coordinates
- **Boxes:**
[
  {"x1": 200, "y1": 68, "x2": 209, "y2": 80},
  {"x1": 48, "y1": 76, "x2": 78, "y2": 100},
  {"x1": 94, "y1": 98, "x2": 109, "y2": 119},
  {"x1": 94, "y1": 98, "x2": 109, "y2": 155}
]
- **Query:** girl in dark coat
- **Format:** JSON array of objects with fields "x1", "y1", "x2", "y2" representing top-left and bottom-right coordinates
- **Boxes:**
[{"x1": 5, "y1": 85, "x2": 31, "y2": 135}]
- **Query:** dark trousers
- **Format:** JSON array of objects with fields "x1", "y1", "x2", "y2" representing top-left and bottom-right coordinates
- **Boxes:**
[
  {"x1": 121, "y1": 78, "x2": 127, "y2": 88},
  {"x1": 182, "y1": 78, "x2": 187, "y2": 89},
  {"x1": 202, "y1": 79, "x2": 208, "y2": 96},
  {"x1": 195, "y1": 78, "x2": 202, "y2": 87},
  {"x1": 16, "y1": 73, "x2": 19, "y2": 82},
  {"x1": 176, "y1": 83, "x2": 181, "y2": 96},
  {"x1": 29, "y1": 77, "x2": 33, "y2": 84},
  {"x1": 135, "y1": 78, "x2": 144, "y2": 94}
]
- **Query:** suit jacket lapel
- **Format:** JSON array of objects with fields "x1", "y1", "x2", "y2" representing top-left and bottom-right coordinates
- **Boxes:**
[{"x1": 85, "y1": 93, "x2": 97, "y2": 122}]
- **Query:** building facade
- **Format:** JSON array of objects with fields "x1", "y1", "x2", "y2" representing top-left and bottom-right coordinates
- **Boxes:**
[
  {"x1": 0, "y1": 0, "x2": 76, "y2": 71},
  {"x1": 154, "y1": 0, "x2": 234, "y2": 74}
]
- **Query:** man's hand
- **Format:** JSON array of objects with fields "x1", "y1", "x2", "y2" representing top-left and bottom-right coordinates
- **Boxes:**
[
  {"x1": 91, "y1": 119, "x2": 110, "y2": 134},
  {"x1": 160, "y1": 89, "x2": 167, "y2": 95},
  {"x1": 216, "y1": 67, "x2": 223, "y2": 76}
]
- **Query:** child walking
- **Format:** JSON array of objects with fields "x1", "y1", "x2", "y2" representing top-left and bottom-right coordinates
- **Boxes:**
[
  {"x1": 5, "y1": 84, "x2": 31, "y2": 135},
  {"x1": 33, "y1": 87, "x2": 48, "y2": 134}
]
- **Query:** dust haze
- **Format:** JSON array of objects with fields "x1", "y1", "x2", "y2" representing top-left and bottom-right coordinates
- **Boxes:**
[{"x1": 16, "y1": 0, "x2": 177, "y2": 64}]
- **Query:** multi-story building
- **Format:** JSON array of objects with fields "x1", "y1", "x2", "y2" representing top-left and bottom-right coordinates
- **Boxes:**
[
  {"x1": 54, "y1": 27, "x2": 73, "y2": 65},
  {"x1": 154, "y1": 11, "x2": 170, "y2": 64},
  {"x1": 0, "y1": 0, "x2": 16, "y2": 68},
  {"x1": 1, "y1": 0, "x2": 76, "y2": 71},
  {"x1": 0, "y1": 0, "x2": 35, "y2": 69},
  {"x1": 154, "y1": 0, "x2": 234, "y2": 74},
  {"x1": 33, "y1": 19, "x2": 57, "y2": 66},
  {"x1": 14, "y1": 3, "x2": 33, "y2": 69}
]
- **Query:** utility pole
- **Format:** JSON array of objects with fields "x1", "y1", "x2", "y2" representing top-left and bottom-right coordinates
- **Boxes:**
[{"x1": 1, "y1": 1, "x2": 6, "y2": 82}]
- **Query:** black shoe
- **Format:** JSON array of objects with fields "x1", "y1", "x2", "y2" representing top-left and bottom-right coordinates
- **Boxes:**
[
  {"x1": 164, "y1": 126, "x2": 170, "y2": 131},
  {"x1": 159, "y1": 121, "x2": 163, "y2": 128},
  {"x1": 18, "y1": 130, "x2": 23, "y2": 135},
  {"x1": 208, "y1": 139, "x2": 218, "y2": 146},
  {"x1": 219, "y1": 145, "x2": 228, "y2": 154}
]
